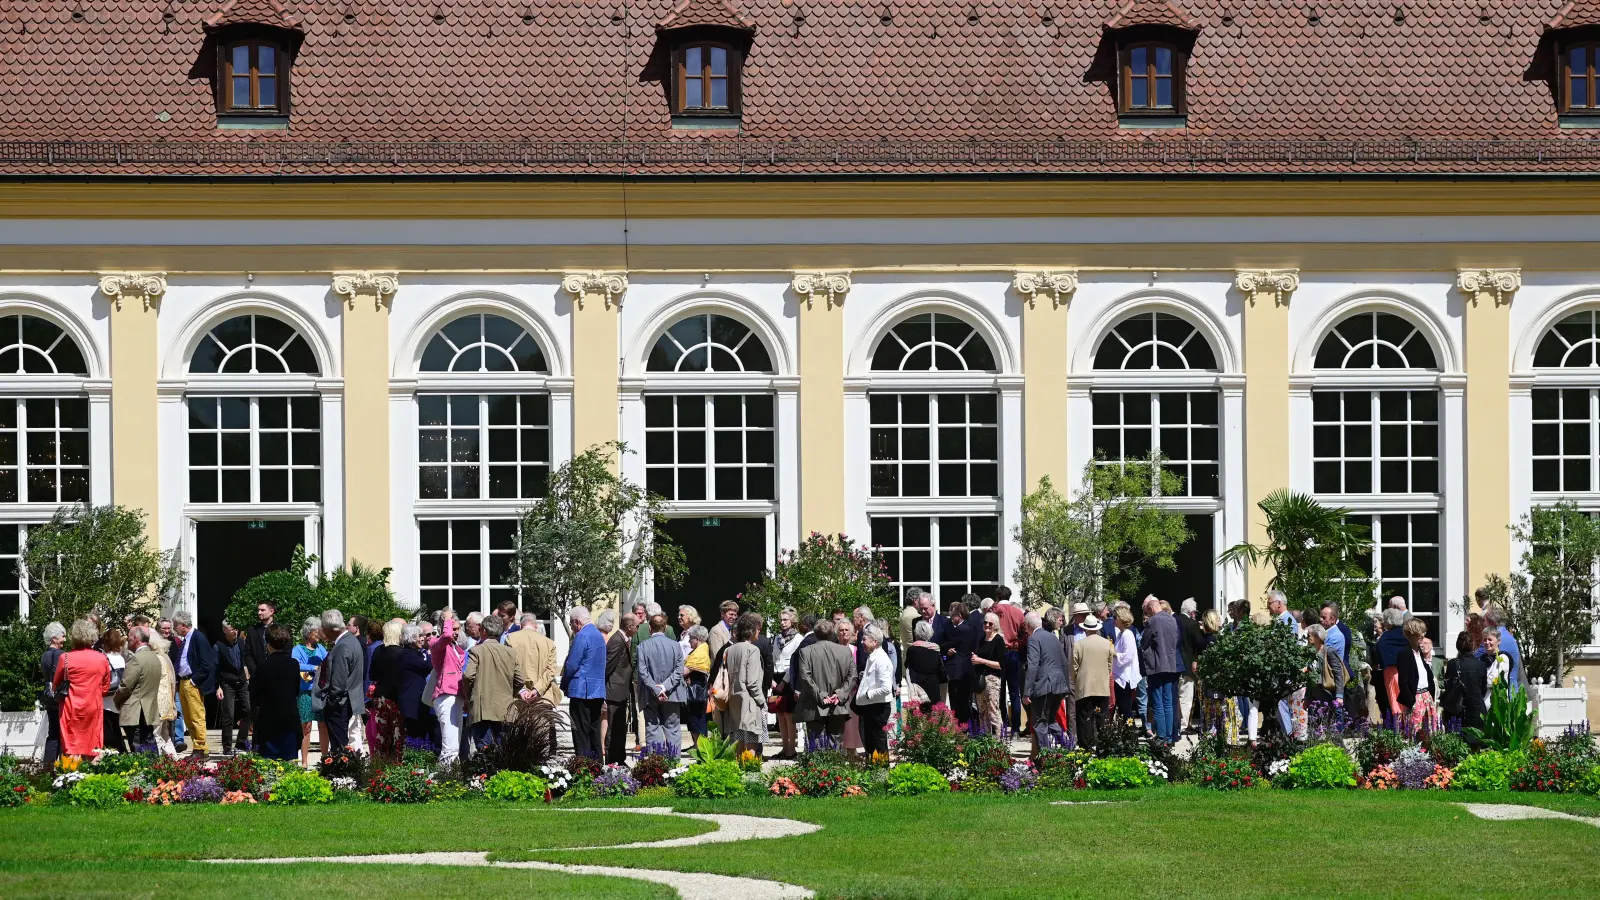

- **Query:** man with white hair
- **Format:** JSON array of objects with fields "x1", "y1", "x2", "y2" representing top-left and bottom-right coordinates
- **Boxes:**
[
  {"x1": 561, "y1": 606, "x2": 607, "y2": 759},
  {"x1": 1177, "y1": 598, "x2": 1204, "y2": 734},
  {"x1": 1139, "y1": 595, "x2": 1181, "y2": 744},
  {"x1": 1388, "y1": 595, "x2": 1407, "y2": 611},
  {"x1": 1021, "y1": 610, "x2": 1069, "y2": 750},
  {"x1": 170, "y1": 610, "x2": 215, "y2": 756},
  {"x1": 320, "y1": 609, "x2": 366, "y2": 752},
  {"x1": 507, "y1": 612, "x2": 561, "y2": 706},
  {"x1": 1267, "y1": 590, "x2": 1300, "y2": 637}
]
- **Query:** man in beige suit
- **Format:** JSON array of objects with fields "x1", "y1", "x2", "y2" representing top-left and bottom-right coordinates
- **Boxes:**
[
  {"x1": 505, "y1": 613, "x2": 561, "y2": 705},
  {"x1": 114, "y1": 625, "x2": 163, "y2": 749},
  {"x1": 1071, "y1": 615, "x2": 1115, "y2": 750},
  {"x1": 463, "y1": 616, "x2": 522, "y2": 746},
  {"x1": 795, "y1": 619, "x2": 857, "y2": 748}
]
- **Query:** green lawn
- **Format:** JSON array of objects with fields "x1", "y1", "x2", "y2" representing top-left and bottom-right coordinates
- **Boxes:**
[{"x1": 3, "y1": 791, "x2": 1599, "y2": 899}]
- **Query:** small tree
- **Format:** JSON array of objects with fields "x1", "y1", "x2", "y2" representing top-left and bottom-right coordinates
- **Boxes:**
[
  {"x1": 511, "y1": 442, "x2": 685, "y2": 617},
  {"x1": 739, "y1": 532, "x2": 897, "y2": 625},
  {"x1": 1475, "y1": 502, "x2": 1600, "y2": 686},
  {"x1": 21, "y1": 504, "x2": 182, "y2": 627},
  {"x1": 1217, "y1": 489, "x2": 1374, "y2": 616},
  {"x1": 1196, "y1": 620, "x2": 1315, "y2": 707},
  {"x1": 223, "y1": 546, "x2": 404, "y2": 631},
  {"x1": 1011, "y1": 456, "x2": 1190, "y2": 608}
]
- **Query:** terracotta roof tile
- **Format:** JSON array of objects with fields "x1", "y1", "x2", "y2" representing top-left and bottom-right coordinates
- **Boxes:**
[
  {"x1": 204, "y1": 0, "x2": 302, "y2": 31},
  {"x1": 1105, "y1": 0, "x2": 1197, "y2": 31},
  {"x1": 1, "y1": 1, "x2": 1598, "y2": 176},
  {"x1": 658, "y1": 0, "x2": 755, "y2": 31}
]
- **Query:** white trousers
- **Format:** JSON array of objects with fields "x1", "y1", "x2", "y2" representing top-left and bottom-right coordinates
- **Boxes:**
[{"x1": 433, "y1": 693, "x2": 462, "y2": 764}]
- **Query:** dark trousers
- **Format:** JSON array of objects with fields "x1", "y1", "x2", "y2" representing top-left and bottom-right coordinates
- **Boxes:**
[
  {"x1": 1030, "y1": 694, "x2": 1065, "y2": 745},
  {"x1": 569, "y1": 697, "x2": 603, "y2": 760},
  {"x1": 122, "y1": 720, "x2": 154, "y2": 751},
  {"x1": 219, "y1": 677, "x2": 251, "y2": 752},
  {"x1": 41, "y1": 704, "x2": 62, "y2": 767},
  {"x1": 948, "y1": 679, "x2": 975, "y2": 725},
  {"x1": 684, "y1": 703, "x2": 708, "y2": 742},
  {"x1": 805, "y1": 716, "x2": 846, "y2": 749},
  {"x1": 1075, "y1": 696, "x2": 1109, "y2": 750},
  {"x1": 100, "y1": 710, "x2": 126, "y2": 752},
  {"x1": 1001, "y1": 650, "x2": 1023, "y2": 732},
  {"x1": 471, "y1": 720, "x2": 504, "y2": 748},
  {"x1": 603, "y1": 700, "x2": 628, "y2": 765},
  {"x1": 857, "y1": 702, "x2": 892, "y2": 755},
  {"x1": 1114, "y1": 683, "x2": 1137, "y2": 722},
  {"x1": 322, "y1": 698, "x2": 351, "y2": 750}
]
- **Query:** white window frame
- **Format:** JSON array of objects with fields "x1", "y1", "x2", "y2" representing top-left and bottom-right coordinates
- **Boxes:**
[
  {"x1": 869, "y1": 390, "x2": 1000, "y2": 501},
  {"x1": 186, "y1": 394, "x2": 323, "y2": 505},
  {"x1": 643, "y1": 392, "x2": 777, "y2": 503},
  {"x1": 869, "y1": 513, "x2": 1003, "y2": 609},
  {"x1": 416, "y1": 516, "x2": 521, "y2": 616},
  {"x1": 417, "y1": 393, "x2": 552, "y2": 502}
]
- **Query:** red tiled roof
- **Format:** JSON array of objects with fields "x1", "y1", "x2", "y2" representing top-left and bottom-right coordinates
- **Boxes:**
[
  {"x1": 204, "y1": 0, "x2": 303, "y2": 31},
  {"x1": 3, "y1": 1, "x2": 1600, "y2": 177},
  {"x1": 1104, "y1": 0, "x2": 1197, "y2": 31},
  {"x1": 1550, "y1": 1, "x2": 1600, "y2": 30},
  {"x1": 658, "y1": 0, "x2": 755, "y2": 31}
]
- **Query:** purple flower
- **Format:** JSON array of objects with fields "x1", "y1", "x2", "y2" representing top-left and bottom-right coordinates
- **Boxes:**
[
  {"x1": 179, "y1": 776, "x2": 225, "y2": 804},
  {"x1": 593, "y1": 765, "x2": 640, "y2": 798}
]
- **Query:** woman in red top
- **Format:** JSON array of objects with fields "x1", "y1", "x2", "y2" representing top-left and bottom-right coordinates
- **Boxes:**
[{"x1": 51, "y1": 619, "x2": 111, "y2": 757}]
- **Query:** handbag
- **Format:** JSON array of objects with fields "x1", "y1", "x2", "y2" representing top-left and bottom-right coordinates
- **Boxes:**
[{"x1": 708, "y1": 663, "x2": 730, "y2": 714}]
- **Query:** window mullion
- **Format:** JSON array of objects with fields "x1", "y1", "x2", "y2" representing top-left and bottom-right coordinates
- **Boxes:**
[
  {"x1": 1591, "y1": 388, "x2": 1598, "y2": 490},
  {"x1": 479, "y1": 394, "x2": 489, "y2": 501},
  {"x1": 250, "y1": 397, "x2": 261, "y2": 502},
  {"x1": 15, "y1": 397, "x2": 26, "y2": 504},
  {"x1": 480, "y1": 519, "x2": 491, "y2": 614}
]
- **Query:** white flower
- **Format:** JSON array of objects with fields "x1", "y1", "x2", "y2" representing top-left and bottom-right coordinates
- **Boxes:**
[
  {"x1": 663, "y1": 764, "x2": 691, "y2": 783},
  {"x1": 52, "y1": 772, "x2": 86, "y2": 790},
  {"x1": 948, "y1": 766, "x2": 968, "y2": 783},
  {"x1": 1267, "y1": 759, "x2": 1290, "y2": 778},
  {"x1": 468, "y1": 774, "x2": 487, "y2": 792},
  {"x1": 1145, "y1": 760, "x2": 1169, "y2": 780},
  {"x1": 537, "y1": 764, "x2": 572, "y2": 791},
  {"x1": 330, "y1": 777, "x2": 357, "y2": 792}
]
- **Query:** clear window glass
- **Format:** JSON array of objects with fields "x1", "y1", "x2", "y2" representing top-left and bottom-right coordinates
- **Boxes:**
[
  {"x1": 643, "y1": 394, "x2": 775, "y2": 501},
  {"x1": 417, "y1": 518, "x2": 520, "y2": 616},
  {"x1": 187, "y1": 395, "x2": 321, "y2": 504},
  {"x1": 870, "y1": 313, "x2": 997, "y2": 372},
  {"x1": 871, "y1": 515, "x2": 1000, "y2": 609},
  {"x1": 418, "y1": 394, "x2": 550, "y2": 500},
  {"x1": 870, "y1": 393, "x2": 998, "y2": 498},
  {"x1": 1091, "y1": 391, "x2": 1219, "y2": 496},
  {"x1": 1312, "y1": 390, "x2": 1438, "y2": 495}
]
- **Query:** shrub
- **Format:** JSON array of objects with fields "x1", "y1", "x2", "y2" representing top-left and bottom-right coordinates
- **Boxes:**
[
  {"x1": 632, "y1": 752, "x2": 675, "y2": 788},
  {"x1": 1581, "y1": 764, "x2": 1600, "y2": 797},
  {"x1": 1452, "y1": 750, "x2": 1518, "y2": 792},
  {"x1": 1285, "y1": 745, "x2": 1358, "y2": 790},
  {"x1": 893, "y1": 704, "x2": 968, "y2": 773},
  {"x1": 738, "y1": 750, "x2": 764, "y2": 773},
  {"x1": 68, "y1": 774, "x2": 129, "y2": 809},
  {"x1": 739, "y1": 532, "x2": 897, "y2": 626},
  {"x1": 1249, "y1": 731, "x2": 1305, "y2": 774},
  {"x1": 1512, "y1": 754, "x2": 1583, "y2": 793},
  {"x1": 1091, "y1": 715, "x2": 1148, "y2": 760},
  {"x1": 179, "y1": 776, "x2": 225, "y2": 803},
  {"x1": 1195, "y1": 619, "x2": 1316, "y2": 709},
  {"x1": 593, "y1": 765, "x2": 640, "y2": 798},
  {"x1": 1553, "y1": 725, "x2": 1599, "y2": 768},
  {"x1": 1354, "y1": 729, "x2": 1414, "y2": 774},
  {"x1": 0, "y1": 618, "x2": 45, "y2": 711},
  {"x1": 1425, "y1": 731, "x2": 1471, "y2": 768},
  {"x1": 0, "y1": 772, "x2": 28, "y2": 807},
  {"x1": 886, "y1": 763, "x2": 949, "y2": 796},
  {"x1": 214, "y1": 755, "x2": 264, "y2": 795},
  {"x1": 318, "y1": 747, "x2": 369, "y2": 782},
  {"x1": 146, "y1": 755, "x2": 203, "y2": 785},
  {"x1": 1083, "y1": 757, "x2": 1155, "y2": 790},
  {"x1": 465, "y1": 702, "x2": 560, "y2": 777},
  {"x1": 671, "y1": 760, "x2": 744, "y2": 799},
  {"x1": 483, "y1": 770, "x2": 548, "y2": 802},
  {"x1": 791, "y1": 760, "x2": 866, "y2": 798},
  {"x1": 367, "y1": 767, "x2": 435, "y2": 803},
  {"x1": 267, "y1": 771, "x2": 334, "y2": 805},
  {"x1": 565, "y1": 753, "x2": 604, "y2": 781},
  {"x1": 1191, "y1": 754, "x2": 1261, "y2": 790},
  {"x1": 85, "y1": 751, "x2": 151, "y2": 776}
]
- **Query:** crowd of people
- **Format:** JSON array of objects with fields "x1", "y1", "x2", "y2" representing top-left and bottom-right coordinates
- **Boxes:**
[{"x1": 30, "y1": 583, "x2": 1529, "y2": 767}]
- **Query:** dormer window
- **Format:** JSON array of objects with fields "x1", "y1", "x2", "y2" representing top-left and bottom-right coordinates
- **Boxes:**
[
  {"x1": 674, "y1": 42, "x2": 740, "y2": 116},
  {"x1": 1121, "y1": 42, "x2": 1182, "y2": 113},
  {"x1": 222, "y1": 41, "x2": 285, "y2": 114},
  {"x1": 1563, "y1": 43, "x2": 1600, "y2": 114}
]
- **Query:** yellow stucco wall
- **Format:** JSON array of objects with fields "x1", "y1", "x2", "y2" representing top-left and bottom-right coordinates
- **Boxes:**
[
  {"x1": 1241, "y1": 284, "x2": 1291, "y2": 608},
  {"x1": 1463, "y1": 283, "x2": 1514, "y2": 590},
  {"x1": 1022, "y1": 293, "x2": 1070, "y2": 495},
  {"x1": 108, "y1": 295, "x2": 160, "y2": 535},
  {"x1": 571, "y1": 289, "x2": 620, "y2": 458},
  {"x1": 798, "y1": 295, "x2": 846, "y2": 536},
  {"x1": 341, "y1": 287, "x2": 391, "y2": 568}
]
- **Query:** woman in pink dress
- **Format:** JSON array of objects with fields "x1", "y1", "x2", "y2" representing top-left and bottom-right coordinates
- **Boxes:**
[{"x1": 51, "y1": 619, "x2": 111, "y2": 758}]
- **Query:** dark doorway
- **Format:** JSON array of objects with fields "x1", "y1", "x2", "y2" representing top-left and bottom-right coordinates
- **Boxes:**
[
  {"x1": 1122, "y1": 514, "x2": 1215, "y2": 621},
  {"x1": 656, "y1": 517, "x2": 767, "y2": 625},
  {"x1": 196, "y1": 519, "x2": 304, "y2": 639}
]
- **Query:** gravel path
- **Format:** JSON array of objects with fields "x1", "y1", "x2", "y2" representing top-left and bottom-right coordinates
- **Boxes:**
[
  {"x1": 1460, "y1": 803, "x2": 1600, "y2": 828},
  {"x1": 206, "y1": 806, "x2": 818, "y2": 900}
]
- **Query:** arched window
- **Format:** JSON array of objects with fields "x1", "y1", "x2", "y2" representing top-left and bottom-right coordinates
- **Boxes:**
[
  {"x1": 219, "y1": 39, "x2": 290, "y2": 116},
  {"x1": 647, "y1": 314, "x2": 772, "y2": 373},
  {"x1": 1532, "y1": 310, "x2": 1600, "y2": 493},
  {"x1": 420, "y1": 313, "x2": 548, "y2": 373},
  {"x1": 0, "y1": 313, "x2": 93, "y2": 619},
  {"x1": 415, "y1": 312, "x2": 553, "y2": 615},
  {"x1": 1093, "y1": 312, "x2": 1217, "y2": 371},
  {"x1": 643, "y1": 313, "x2": 776, "y2": 502},
  {"x1": 189, "y1": 314, "x2": 320, "y2": 375},
  {"x1": 867, "y1": 310, "x2": 1001, "y2": 608},
  {"x1": 1311, "y1": 308, "x2": 1443, "y2": 642},
  {"x1": 871, "y1": 312, "x2": 998, "y2": 372},
  {"x1": 186, "y1": 313, "x2": 321, "y2": 504},
  {"x1": 1313, "y1": 311, "x2": 1438, "y2": 370},
  {"x1": 1091, "y1": 312, "x2": 1219, "y2": 498}
]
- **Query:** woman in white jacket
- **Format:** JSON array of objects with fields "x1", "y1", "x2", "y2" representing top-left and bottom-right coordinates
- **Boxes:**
[{"x1": 854, "y1": 624, "x2": 895, "y2": 758}]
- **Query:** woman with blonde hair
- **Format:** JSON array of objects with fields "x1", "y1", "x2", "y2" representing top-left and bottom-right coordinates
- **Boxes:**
[
  {"x1": 368, "y1": 617, "x2": 410, "y2": 761},
  {"x1": 51, "y1": 619, "x2": 111, "y2": 757},
  {"x1": 144, "y1": 630, "x2": 179, "y2": 756}
]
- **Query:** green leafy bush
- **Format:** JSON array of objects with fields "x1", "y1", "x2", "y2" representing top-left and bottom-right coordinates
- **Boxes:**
[
  {"x1": 688, "y1": 726, "x2": 738, "y2": 765},
  {"x1": 0, "y1": 771, "x2": 28, "y2": 807},
  {"x1": 1465, "y1": 682, "x2": 1537, "y2": 752},
  {"x1": 1425, "y1": 731, "x2": 1471, "y2": 768},
  {"x1": 886, "y1": 763, "x2": 949, "y2": 796},
  {"x1": 483, "y1": 770, "x2": 548, "y2": 802},
  {"x1": 266, "y1": 771, "x2": 334, "y2": 805},
  {"x1": 1083, "y1": 757, "x2": 1156, "y2": 790},
  {"x1": 1285, "y1": 745, "x2": 1357, "y2": 789},
  {"x1": 367, "y1": 767, "x2": 435, "y2": 803},
  {"x1": 1035, "y1": 746, "x2": 1092, "y2": 789},
  {"x1": 84, "y1": 751, "x2": 151, "y2": 775},
  {"x1": 1581, "y1": 765, "x2": 1600, "y2": 796},
  {"x1": 0, "y1": 619, "x2": 44, "y2": 711},
  {"x1": 1189, "y1": 754, "x2": 1260, "y2": 790},
  {"x1": 1194, "y1": 619, "x2": 1316, "y2": 708},
  {"x1": 68, "y1": 774, "x2": 128, "y2": 808},
  {"x1": 739, "y1": 532, "x2": 897, "y2": 625},
  {"x1": 671, "y1": 760, "x2": 745, "y2": 799},
  {"x1": 224, "y1": 546, "x2": 404, "y2": 635},
  {"x1": 1452, "y1": 750, "x2": 1518, "y2": 792}
]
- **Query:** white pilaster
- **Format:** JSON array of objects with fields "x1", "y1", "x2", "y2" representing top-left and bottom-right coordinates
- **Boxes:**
[
  {"x1": 776, "y1": 379, "x2": 800, "y2": 553},
  {"x1": 1440, "y1": 375, "x2": 1468, "y2": 638}
]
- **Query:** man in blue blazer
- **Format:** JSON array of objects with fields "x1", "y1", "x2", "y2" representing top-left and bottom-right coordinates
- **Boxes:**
[
  {"x1": 170, "y1": 610, "x2": 216, "y2": 756},
  {"x1": 561, "y1": 606, "x2": 608, "y2": 759}
]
